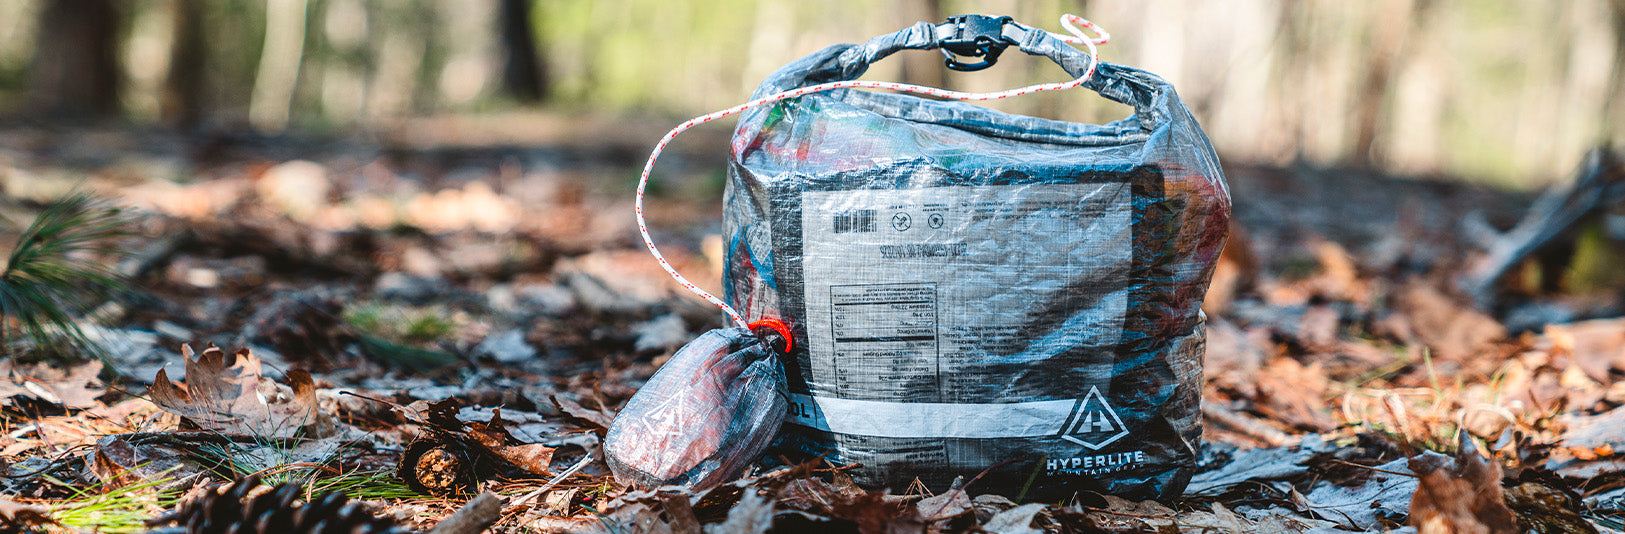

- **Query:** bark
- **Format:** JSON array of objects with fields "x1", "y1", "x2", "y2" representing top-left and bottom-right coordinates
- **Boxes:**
[
  {"x1": 249, "y1": 0, "x2": 310, "y2": 132},
  {"x1": 1349, "y1": 0, "x2": 1433, "y2": 168},
  {"x1": 894, "y1": 0, "x2": 943, "y2": 90},
  {"x1": 26, "y1": 0, "x2": 122, "y2": 119},
  {"x1": 162, "y1": 0, "x2": 207, "y2": 128},
  {"x1": 499, "y1": 0, "x2": 547, "y2": 102}
]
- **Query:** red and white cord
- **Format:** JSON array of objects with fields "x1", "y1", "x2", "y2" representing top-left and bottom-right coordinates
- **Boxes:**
[{"x1": 635, "y1": 14, "x2": 1110, "y2": 329}]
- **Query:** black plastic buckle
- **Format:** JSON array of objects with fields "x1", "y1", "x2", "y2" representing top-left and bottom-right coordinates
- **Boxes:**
[{"x1": 939, "y1": 14, "x2": 1015, "y2": 72}]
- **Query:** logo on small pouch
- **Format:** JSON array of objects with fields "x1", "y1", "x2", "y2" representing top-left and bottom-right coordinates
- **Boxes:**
[
  {"x1": 1060, "y1": 386, "x2": 1129, "y2": 450},
  {"x1": 892, "y1": 212, "x2": 912, "y2": 231}
]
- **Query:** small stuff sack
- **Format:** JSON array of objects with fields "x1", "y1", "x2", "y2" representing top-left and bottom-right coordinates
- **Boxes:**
[
  {"x1": 722, "y1": 17, "x2": 1230, "y2": 499},
  {"x1": 604, "y1": 327, "x2": 788, "y2": 489}
]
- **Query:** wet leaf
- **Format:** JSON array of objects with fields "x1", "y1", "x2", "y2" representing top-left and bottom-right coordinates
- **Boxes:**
[
  {"x1": 90, "y1": 433, "x2": 208, "y2": 488},
  {"x1": 552, "y1": 394, "x2": 614, "y2": 430},
  {"x1": 1187, "y1": 436, "x2": 1329, "y2": 494},
  {"x1": 981, "y1": 503, "x2": 1047, "y2": 534},
  {"x1": 1304, "y1": 452, "x2": 1435, "y2": 529},
  {"x1": 1503, "y1": 469, "x2": 1598, "y2": 534},
  {"x1": 702, "y1": 490, "x2": 773, "y2": 534},
  {"x1": 915, "y1": 488, "x2": 970, "y2": 522}
]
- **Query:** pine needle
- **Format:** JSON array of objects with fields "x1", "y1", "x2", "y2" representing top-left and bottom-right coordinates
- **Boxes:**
[
  {"x1": 0, "y1": 192, "x2": 134, "y2": 359},
  {"x1": 44, "y1": 473, "x2": 177, "y2": 533}
]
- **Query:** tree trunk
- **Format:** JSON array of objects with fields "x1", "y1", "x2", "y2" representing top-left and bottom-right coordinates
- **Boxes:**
[
  {"x1": 249, "y1": 0, "x2": 310, "y2": 132},
  {"x1": 894, "y1": 0, "x2": 944, "y2": 89},
  {"x1": 499, "y1": 0, "x2": 547, "y2": 102},
  {"x1": 1349, "y1": 0, "x2": 1432, "y2": 168},
  {"x1": 1604, "y1": 0, "x2": 1625, "y2": 140},
  {"x1": 26, "y1": 0, "x2": 122, "y2": 119},
  {"x1": 162, "y1": 0, "x2": 207, "y2": 128}
]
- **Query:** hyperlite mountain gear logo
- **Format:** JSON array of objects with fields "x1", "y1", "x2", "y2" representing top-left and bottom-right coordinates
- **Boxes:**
[{"x1": 1059, "y1": 386, "x2": 1128, "y2": 449}]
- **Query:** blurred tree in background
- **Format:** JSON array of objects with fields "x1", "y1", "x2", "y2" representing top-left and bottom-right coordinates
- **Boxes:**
[
  {"x1": 25, "y1": 0, "x2": 121, "y2": 119},
  {"x1": 0, "y1": 0, "x2": 1622, "y2": 186}
]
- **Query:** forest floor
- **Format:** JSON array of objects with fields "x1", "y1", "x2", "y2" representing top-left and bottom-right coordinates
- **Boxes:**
[{"x1": 0, "y1": 123, "x2": 1622, "y2": 533}]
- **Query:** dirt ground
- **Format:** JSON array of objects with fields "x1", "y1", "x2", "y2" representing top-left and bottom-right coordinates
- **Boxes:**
[{"x1": 0, "y1": 125, "x2": 1622, "y2": 533}]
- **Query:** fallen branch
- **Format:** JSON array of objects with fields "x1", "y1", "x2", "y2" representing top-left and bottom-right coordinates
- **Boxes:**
[
  {"x1": 427, "y1": 492, "x2": 503, "y2": 534},
  {"x1": 1203, "y1": 404, "x2": 1294, "y2": 447},
  {"x1": 1457, "y1": 147, "x2": 1625, "y2": 306}
]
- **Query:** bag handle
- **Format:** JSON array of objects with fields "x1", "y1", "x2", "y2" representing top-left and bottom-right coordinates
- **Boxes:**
[
  {"x1": 752, "y1": 15, "x2": 1169, "y2": 132},
  {"x1": 636, "y1": 15, "x2": 1110, "y2": 330}
]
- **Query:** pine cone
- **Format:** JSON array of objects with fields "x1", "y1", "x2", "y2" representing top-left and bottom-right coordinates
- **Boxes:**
[{"x1": 146, "y1": 476, "x2": 412, "y2": 534}]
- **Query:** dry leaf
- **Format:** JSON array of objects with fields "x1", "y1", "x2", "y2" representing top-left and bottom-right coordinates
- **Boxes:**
[
  {"x1": 1253, "y1": 358, "x2": 1337, "y2": 432},
  {"x1": 1205, "y1": 318, "x2": 1266, "y2": 397},
  {"x1": 466, "y1": 408, "x2": 556, "y2": 476},
  {"x1": 397, "y1": 400, "x2": 559, "y2": 495},
  {"x1": 1408, "y1": 433, "x2": 1518, "y2": 534},
  {"x1": 148, "y1": 345, "x2": 328, "y2": 438},
  {"x1": 0, "y1": 359, "x2": 105, "y2": 409},
  {"x1": 1546, "y1": 318, "x2": 1625, "y2": 383},
  {"x1": 915, "y1": 488, "x2": 970, "y2": 522},
  {"x1": 1389, "y1": 280, "x2": 1506, "y2": 361},
  {"x1": 0, "y1": 495, "x2": 54, "y2": 531},
  {"x1": 551, "y1": 395, "x2": 614, "y2": 430},
  {"x1": 981, "y1": 503, "x2": 1048, "y2": 534},
  {"x1": 703, "y1": 491, "x2": 773, "y2": 534},
  {"x1": 1502, "y1": 469, "x2": 1598, "y2": 534}
]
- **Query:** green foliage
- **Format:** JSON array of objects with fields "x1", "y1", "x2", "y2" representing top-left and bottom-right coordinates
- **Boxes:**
[
  {"x1": 344, "y1": 301, "x2": 457, "y2": 344},
  {"x1": 0, "y1": 192, "x2": 134, "y2": 359},
  {"x1": 44, "y1": 473, "x2": 178, "y2": 533},
  {"x1": 197, "y1": 438, "x2": 418, "y2": 501},
  {"x1": 355, "y1": 334, "x2": 460, "y2": 371},
  {"x1": 343, "y1": 301, "x2": 460, "y2": 370},
  {"x1": 1562, "y1": 218, "x2": 1625, "y2": 294},
  {"x1": 404, "y1": 314, "x2": 456, "y2": 343},
  {"x1": 308, "y1": 469, "x2": 419, "y2": 501}
]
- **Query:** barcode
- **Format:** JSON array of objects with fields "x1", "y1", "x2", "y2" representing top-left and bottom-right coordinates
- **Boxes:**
[{"x1": 834, "y1": 210, "x2": 876, "y2": 233}]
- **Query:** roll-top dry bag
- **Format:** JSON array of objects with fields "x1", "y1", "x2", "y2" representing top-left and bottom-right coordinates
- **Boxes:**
[{"x1": 722, "y1": 15, "x2": 1230, "y2": 500}]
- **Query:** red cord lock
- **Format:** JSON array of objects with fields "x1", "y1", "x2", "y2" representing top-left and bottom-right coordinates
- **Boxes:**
[{"x1": 747, "y1": 318, "x2": 793, "y2": 354}]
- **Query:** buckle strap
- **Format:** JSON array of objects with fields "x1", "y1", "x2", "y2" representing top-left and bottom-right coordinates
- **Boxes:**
[{"x1": 933, "y1": 15, "x2": 1036, "y2": 71}]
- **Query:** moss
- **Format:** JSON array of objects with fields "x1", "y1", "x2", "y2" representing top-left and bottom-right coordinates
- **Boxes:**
[{"x1": 1562, "y1": 217, "x2": 1625, "y2": 295}]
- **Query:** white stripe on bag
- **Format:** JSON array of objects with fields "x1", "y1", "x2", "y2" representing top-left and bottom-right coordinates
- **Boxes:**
[{"x1": 785, "y1": 393, "x2": 1082, "y2": 439}]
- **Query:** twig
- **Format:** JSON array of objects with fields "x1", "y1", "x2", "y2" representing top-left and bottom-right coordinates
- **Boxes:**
[
  {"x1": 1328, "y1": 459, "x2": 1418, "y2": 479},
  {"x1": 0, "y1": 444, "x2": 91, "y2": 478},
  {"x1": 1457, "y1": 147, "x2": 1625, "y2": 306},
  {"x1": 507, "y1": 452, "x2": 594, "y2": 508},
  {"x1": 1202, "y1": 403, "x2": 1293, "y2": 447},
  {"x1": 426, "y1": 492, "x2": 503, "y2": 534},
  {"x1": 1076, "y1": 505, "x2": 1172, "y2": 520},
  {"x1": 117, "y1": 231, "x2": 187, "y2": 279},
  {"x1": 248, "y1": 462, "x2": 344, "y2": 479}
]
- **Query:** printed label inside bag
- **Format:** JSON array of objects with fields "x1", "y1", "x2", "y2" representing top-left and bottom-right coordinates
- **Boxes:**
[{"x1": 795, "y1": 181, "x2": 1134, "y2": 442}]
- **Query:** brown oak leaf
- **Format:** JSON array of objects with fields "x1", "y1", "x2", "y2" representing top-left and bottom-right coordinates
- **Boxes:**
[{"x1": 148, "y1": 345, "x2": 329, "y2": 438}]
